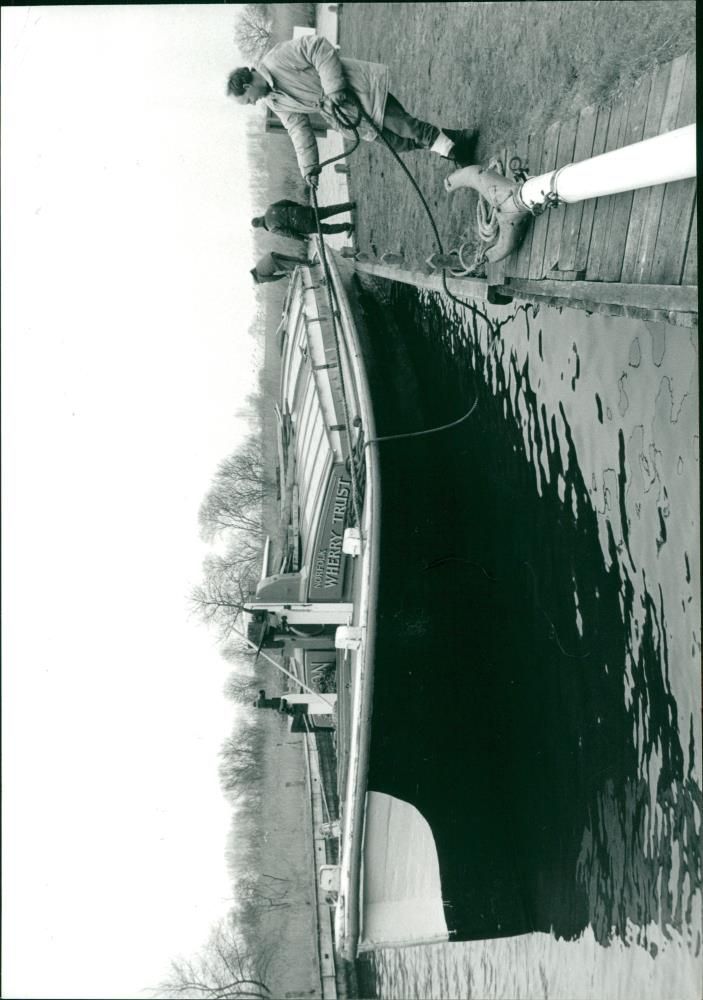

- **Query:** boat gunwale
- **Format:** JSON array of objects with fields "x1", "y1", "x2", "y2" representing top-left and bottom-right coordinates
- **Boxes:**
[{"x1": 309, "y1": 239, "x2": 382, "y2": 962}]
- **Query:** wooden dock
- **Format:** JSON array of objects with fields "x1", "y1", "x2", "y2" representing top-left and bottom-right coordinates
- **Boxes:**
[{"x1": 353, "y1": 51, "x2": 697, "y2": 328}]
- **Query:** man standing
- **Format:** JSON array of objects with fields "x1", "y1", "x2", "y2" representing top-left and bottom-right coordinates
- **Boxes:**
[
  {"x1": 252, "y1": 198, "x2": 356, "y2": 240},
  {"x1": 227, "y1": 34, "x2": 476, "y2": 187}
]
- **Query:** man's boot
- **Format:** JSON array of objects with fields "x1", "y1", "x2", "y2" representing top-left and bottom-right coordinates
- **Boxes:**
[{"x1": 443, "y1": 128, "x2": 479, "y2": 167}]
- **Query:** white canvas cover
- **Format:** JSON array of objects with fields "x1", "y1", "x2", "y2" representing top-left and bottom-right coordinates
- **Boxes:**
[{"x1": 359, "y1": 791, "x2": 450, "y2": 950}]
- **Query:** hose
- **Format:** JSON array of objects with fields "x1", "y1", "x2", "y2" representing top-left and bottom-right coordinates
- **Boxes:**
[
  {"x1": 323, "y1": 97, "x2": 511, "y2": 337},
  {"x1": 306, "y1": 96, "x2": 524, "y2": 457}
]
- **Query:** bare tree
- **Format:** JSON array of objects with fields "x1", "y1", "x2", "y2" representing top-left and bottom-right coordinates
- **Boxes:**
[
  {"x1": 233, "y1": 4, "x2": 273, "y2": 62},
  {"x1": 198, "y1": 437, "x2": 275, "y2": 543},
  {"x1": 218, "y1": 726, "x2": 265, "y2": 800},
  {"x1": 191, "y1": 537, "x2": 264, "y2": 640},
  {"x1": 192, "y1": 556, "x2": 246, "y2": 639},
  {"x1": 222, "y1": 670, "x2": 263, "y2": 706},
  {"x1": 156, "y1": 919, "x2": 271, "y2": 999},
  {"x1": 236, "y1": 872, "x2": 292, "y2": 914}
]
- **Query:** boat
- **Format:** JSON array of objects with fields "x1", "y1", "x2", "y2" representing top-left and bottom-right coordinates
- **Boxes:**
[{"x1": 244, "y1": 237, "x2": 535, "y2": 966}]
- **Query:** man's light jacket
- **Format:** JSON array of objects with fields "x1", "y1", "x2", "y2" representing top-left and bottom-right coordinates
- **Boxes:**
[{"x1": 257, "y1": 34, "x2": 390, "y2": 178}]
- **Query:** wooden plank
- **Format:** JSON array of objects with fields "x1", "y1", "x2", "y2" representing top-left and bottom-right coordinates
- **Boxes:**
[
  {"x1": 571, "y1": 106, "x2": 611, "y2": 272},
  {"x1": 501, "y1": 277, "x2": 697, "y2": 312},
  {"x1": 502, "y1": 135, "x2": 530, "y2": 277},
  {"x1": 621, "y1": 60, "x2": 674, "y2": 282},
  {"x1": 546, "y1": 268, "x2": 585, "y2": 281},
  {"x1": 600, "y1": 72, "x2": 652, "y2": 281},
  {"x1": 649, "y1": 51, "x2": 697, "y2": 284},
  {"x1": 512, "y1": 131, "x2": 543, "y2": 278},
  {"x1": 682, "y1": 198, "x2": 697, "y2": 286},
  {"x1": 542, "y1": 115, "x2": 578, "y2": 274},
  {"x1": 673, "y1": 48, "x2": 697, "y2": 127},
  {"x1": 649, "y1": 177, "x2": 696, "y2": 284},
  {"x1": 586, "y1": 97, "x2": 630, "y2": 280},
  {"x1": 528, "y1": 121, "x2": 561, "y2": 279},
  {"x1": 487, "y1": 146, "x2": 510, "y2": 285},
  {"x1": 559, "y1": 105, "x2": 599, "y2": 270},
  {"x1": 627, "y1": 53, "x2": 690, "y2": 283},
  {"x1": 353, "y1": 259, "x2": 489, "y2": 300}
]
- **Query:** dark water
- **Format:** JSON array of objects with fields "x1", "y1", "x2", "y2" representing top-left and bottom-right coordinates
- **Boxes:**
[{"x1": 354, "y1": 277, "x2": 701, "y2": 999}]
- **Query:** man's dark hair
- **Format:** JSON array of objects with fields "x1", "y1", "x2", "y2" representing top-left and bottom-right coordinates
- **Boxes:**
[{"x1": 227, "y1": 67, "x2": 253, "y2": 97}]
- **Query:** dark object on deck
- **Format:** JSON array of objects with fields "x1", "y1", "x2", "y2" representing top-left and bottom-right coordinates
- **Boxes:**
[
  {"x1": 443, "y1": 127, "x2": 479, "y2": 167},
  {"x1": 487, "y1": 286, "x2": 514, "y2": 305},
  {"x1": 254, "y1": 689, "x2": 283, "y2": 710}
]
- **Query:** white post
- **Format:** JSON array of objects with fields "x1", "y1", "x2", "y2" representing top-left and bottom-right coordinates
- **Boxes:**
[
  {"x1": 260, "y1": 536, "x2": 271, "y2": 581},
  {"x1": 244, "y1": 601, "x2": 354, "y2": 625},
  {"x1": 519, "y1": 124, "x2": 696, "y2": 210}
]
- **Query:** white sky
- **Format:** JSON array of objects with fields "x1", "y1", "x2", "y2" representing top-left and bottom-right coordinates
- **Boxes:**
[{"x1": 2, "y1": 6, "x2": 261, "y2": 998}]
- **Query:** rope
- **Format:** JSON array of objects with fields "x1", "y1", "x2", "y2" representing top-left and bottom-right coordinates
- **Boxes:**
[
  {"x1": 364, "y1": 398, "x2": 478, "y2": 449},
  {"x1": 475, "y1": 155, "x2": 505, "y2": 245},
  {"x1": 457, "y1": 155, "x2": 531, "y2": 270},
  {"x1": 230, "y1": 622, "x2": 337, "y2": 710}
]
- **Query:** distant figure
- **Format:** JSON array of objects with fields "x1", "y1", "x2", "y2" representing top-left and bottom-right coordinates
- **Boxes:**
[
  {"x1": 253, "y1": 689, "x2": 282, "y2": 710},
  {"x1": 250, "y1": 249, "x2": 308, "y2": 285},
  {"x1": 252, "y1": 198, "x2": 356, "y2": 240},
  {"x1": 226, "y1": 35, "x2": 477, "y2": 187}
]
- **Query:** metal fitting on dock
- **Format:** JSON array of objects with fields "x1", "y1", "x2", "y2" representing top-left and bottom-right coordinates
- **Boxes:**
[
  {"x1": 444, "y1": 165, "x2": 530, "y2": 263},
  {"x1": 335, "y1": 625, "x2": 363, "y2": 651}
]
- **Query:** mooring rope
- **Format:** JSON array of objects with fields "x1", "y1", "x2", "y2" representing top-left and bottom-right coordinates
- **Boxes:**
[
  {"x1": 476, "y1": 155, "x2": 506, "y2": 245},
  {"x1": 230, "y1": 622, "x2": 337, "y2": 710}
]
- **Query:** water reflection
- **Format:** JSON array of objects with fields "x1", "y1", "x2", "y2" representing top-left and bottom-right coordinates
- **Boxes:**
[{"x1": 356, "y1": 279, "x2": 701, "y2": 998}]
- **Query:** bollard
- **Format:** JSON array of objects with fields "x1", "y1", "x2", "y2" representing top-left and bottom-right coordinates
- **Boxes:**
[
  {"x1": 335, "y1": 626, "x2": 363, "y2": 651},
  {"x1": 380, "y1": 251, "x2": 404, "y2": 266},
  {"x1": 487, "y1": 286, "x2": 514, "y2": 305},
  {"x1": 425, "y1": 252, "x2": 462, "y2": 271},
  {"x1": 342, "y1": 527, "x2": 362, "y2": 557}
]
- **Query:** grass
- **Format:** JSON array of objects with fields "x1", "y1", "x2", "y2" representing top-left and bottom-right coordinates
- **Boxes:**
[
  {"x1": 338, "y1": 1, "x2": 695, "y2": 262},
  {"x1": 270, "y1": 2, "x2": 316, "y2": 44}
]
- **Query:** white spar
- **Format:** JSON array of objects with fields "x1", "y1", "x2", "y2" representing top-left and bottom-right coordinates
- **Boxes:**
[{"x1": 519, "y1": 123, "x2": 697, "y2": 210}]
